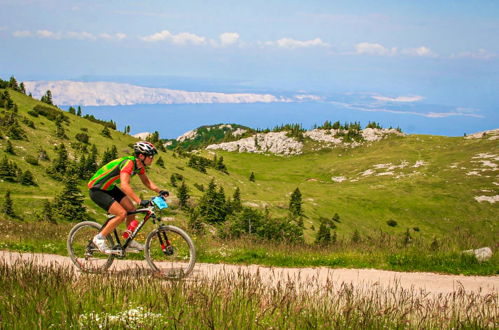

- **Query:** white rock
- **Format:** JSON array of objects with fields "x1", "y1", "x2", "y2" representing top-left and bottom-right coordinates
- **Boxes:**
[
  {"x1": 176, "y1": 129, "x2": 198, "y2": 142},
  {"x1": 331, "y1": 176, "x2": 347, "y2": 182},
  {"x1": 465, "y1": 129, "x2": 499, "y2": 140},
  {"x1": 462, "y1": 247, "x2": 493, "y2": 262},
  {"x1": 474, "y1": 195, "x2": 499, "y2": 203},
  {"x1": 132, "y1": 132, "x2": 151, "y2": 140}
]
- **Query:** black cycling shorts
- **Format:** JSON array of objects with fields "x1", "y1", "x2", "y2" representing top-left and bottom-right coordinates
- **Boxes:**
[{"x1": 89, "y1": 186, "x2": 127, "y2": 212}]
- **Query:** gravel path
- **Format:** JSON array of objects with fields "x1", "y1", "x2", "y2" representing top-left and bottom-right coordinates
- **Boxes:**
[{"x1": 1, "y1": 250, "x2": 497, "y2": 296}]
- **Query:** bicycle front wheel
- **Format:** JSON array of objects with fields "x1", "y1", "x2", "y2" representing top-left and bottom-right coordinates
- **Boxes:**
[
  {"x1": 145, "y1": 225, "x2": 196, "y2": 279},
  {"x1": 67, "y1": 221, "x2": 115, "y2": 273}
]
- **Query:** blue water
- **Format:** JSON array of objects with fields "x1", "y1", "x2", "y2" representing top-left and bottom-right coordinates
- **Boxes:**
[{"x1": 78, "y1": 102, "x2": 496, "y2": 139}]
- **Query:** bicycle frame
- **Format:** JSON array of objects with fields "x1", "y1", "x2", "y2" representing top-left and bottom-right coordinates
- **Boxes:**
[{"x1": 101, "y1": 207, "x2": 157, "y2": 257}]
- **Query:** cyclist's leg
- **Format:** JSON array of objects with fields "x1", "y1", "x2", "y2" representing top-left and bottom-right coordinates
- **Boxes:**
[
  {"x1": 120, "y1": 196, "x2": 136, "y2": 227},
  {"x1": 100, "y1": 202, "x2": 127, "y2": 237}
]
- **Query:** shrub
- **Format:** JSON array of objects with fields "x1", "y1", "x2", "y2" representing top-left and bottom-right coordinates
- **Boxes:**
[
  {"x1": 75, "y1": 133, "x2": 90, "y2": 144},
  {"x1": 25, "y1": 155, "x2": 39, "y2": 166},
  {"x1": 413, "y1": 227, "x2": 420, "y2": 232},
  {"x1": 193, "y1": 183, "x2": 204, "y2": 192},
  {"x1": 386, "y1": 219, "x2": 398, "y2": 227}
]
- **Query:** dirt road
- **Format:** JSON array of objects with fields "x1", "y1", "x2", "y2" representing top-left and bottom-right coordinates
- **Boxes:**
[{"x1": 1, "y1": 250, "x2": 497, "y2": 296}]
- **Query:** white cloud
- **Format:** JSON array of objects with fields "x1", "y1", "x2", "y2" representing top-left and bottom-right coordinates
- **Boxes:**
[
  {"x1": 451, "y1": 49, "x2": 496, "y2": 60},
  {"x1": 402, "y1": 46, "x2": 437, "y2": 57},
  {"x1": 171, "y1": 32, "x2": 206, "y2": 45},
  {"x1": 372, "y1": 95, "x2": 423, "y2": 103},
  {"x1": 141, "y1": 30, "x2": 206, "y2": 45},
  {"x1": 219, "y1": 32, "x2": 240, "y2": 46},
  {"x1": 294, "y1": 94, "x2": 324, "y2": 102},
  {"x1": 13, "y1": 30, "x2": 32, "y2": 37},
  {"x1": 274, "y1": 37, "x2": 330, "y2": 49},
  {"x1": 13, "y1": 29, "x2": 126, "y2": 41},
  {"x1": 355, "y1": 42, "x2": 397, "y2": 55}
]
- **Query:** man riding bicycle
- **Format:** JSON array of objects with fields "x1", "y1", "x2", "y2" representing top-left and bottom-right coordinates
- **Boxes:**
[{"x1": 88, "y1": 141, "x2": 169, "y2": 254}]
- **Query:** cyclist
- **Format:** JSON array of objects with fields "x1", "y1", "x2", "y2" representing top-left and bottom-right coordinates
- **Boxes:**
[{"x1": 88, "y1": 141, "x2": 169, "y2": 254}]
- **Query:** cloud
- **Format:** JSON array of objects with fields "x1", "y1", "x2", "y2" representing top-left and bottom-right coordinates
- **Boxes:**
[
  {"x1": 141, "y1": 30, "x2": 206, "y2": 45},
  {"x1": 13, "y1": 29, "x2": 126, "y2": 40},
  {"x1": 294, "y1": 94, "x2": 324, "y2": 102},
  {"x1": 401, "y1": 46, "x2": 437, "y2": 57},
  {"x1": 219, "y1": 32, "x2": 240, "y2": 46},
  {"x1": 451, "y1": 49, "x2": 496, "y2": 60},
  {"x1": 274, "y1": 37, "x2": 330, "y2": 49},
  {"x1": 355, "y1": 42, "x2": 397, "y2": 55},
  {"x1": 372, "y1": 95, "x2": 424, "y2": 103},
  {"x1": 13, "y1": 30, "x2": 32, "y2": 37}
]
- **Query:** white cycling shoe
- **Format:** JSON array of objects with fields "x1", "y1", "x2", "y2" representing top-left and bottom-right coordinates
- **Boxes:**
[
  {"x1": 126, "y1": 240, "x2": 145, "y2": 253},
  {"x1": 92, "y1": 234, "x2": 111, "y2": 254}
]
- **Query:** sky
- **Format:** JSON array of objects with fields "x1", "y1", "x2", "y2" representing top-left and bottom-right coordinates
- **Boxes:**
[{"x1": 1, "y1": 0, "x2": 498, "y2": 135}]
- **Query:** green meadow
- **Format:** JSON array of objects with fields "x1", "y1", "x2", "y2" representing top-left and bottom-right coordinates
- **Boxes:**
[{"x1": 0, "y1": 87, "x2": 498, "y2": 275}]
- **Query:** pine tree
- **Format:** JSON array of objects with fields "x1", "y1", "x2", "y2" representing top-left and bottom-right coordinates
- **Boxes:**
[
  {"x1": 199, "y1": 179, "x2": 227, "y2": 223},
  {"x1": 19, "y1": 82, "x2": 26, "y2": 94},
  {"x1": 68, "y1": 106, "x2": 76, "y2": 115},
  {"x1": 156, "y1": 156, "x2": 165, "y2": 168},
  {"x1": 216, "y1": 156, "x2": 228, "y2": 174},
  {"x1": 351, "y1": 229, "x2": 361, "y2": 243},
  {"x1": 0, "y1": 156, "x2": 16, "y2": 182},
  {"x1": 101, "y1": 126, "x2": 111, "y2": 138},
  {"x1": 231, "y1": 187, "x2": 242, "y2": 212},
  {"x1": 20, "y1": 170, "x2": 36, "y2": 186},
  {"x1": 170, "y1": 174, "x2": 178, "y2": 187},
  {"x1": 100, "y1": 146, "x2": 117, "y2": 165},
  {"x1": 249, "y1": 172, "x2": 255, "y2": 182},
  {"x1": 8, "y1": 76, "x2": 19, "y2": 91},
  {"x1": 177, "y1": 180, "x2": 190, "y2": 210},
  {"x1": 2, "y1": 190, "x2": 15, "y2": 217},
  {"x1": 5, "y1": 140, "x2": 15, "y2": 154},
  {"x1": 85, "y1": 145, "x2": 98, "y2": 175},
  {"x1": 53, "y1": 175, "x2": 87, "y2": 222},
  {"x1": 41, "y1": 90, "x2": 53, "y2": 105},
  {"x1": 289, "y1": 187, "x2": 303, "y2": 217},
  {"x1": 315, "y1": 221, "x2": 331, "y2": 244},
  {"x1": 76, "y1": 106, "x2": 82, "y2": 116},
  {"x1": 55, "y1": 115, "x2": 67, "y2": 139},
  {"x1": 39, "y1": 200, "x2": 55, "y2": 223},
  {"x1": 51, "y1": 143, "x2": 69, "y2": 175}
]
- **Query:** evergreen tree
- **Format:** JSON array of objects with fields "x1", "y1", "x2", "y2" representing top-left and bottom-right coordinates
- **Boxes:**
[
  {"x1": 2, "y1": 190, "x2": 15, "y2": 217},
  {"x1": 170, "y1": 173, "x2": 178, "y2": 187},
  {"x1": 199, "y1": 179, "x2": 227, "y2": 223},
  {"x1": 156, "y1": 156, "x2": 165, "y2": 168},
  {"x1": 39, "y1": 200, "x2": 55, "y2": 223},
  {"x1": 101, "y1": 126, "x2": 111, "y2": 138},
  {"x1": 8, "y1": 76, "x2": 19, "y2": 91},
  {"x1": 177, "y1": 180, "x2": 190, "y2": 210},
  {"x1": 289, "y1": 187, "x2": 303, "y2": 217},
  {"x1": 249, "y1": 172, "x2": 255, "y2": 182},
  {"x1": 216, "y1": 156, "x2": 228, "y2": 174},
  {"x1": 76, "y1": 106, "x2": 82, "y2": 116},
  {"x1": 231, "y1": 187, "x2": 242, "y2": 212},
  {"x1": 5, "y1": 140, "x2": 15, "y2": 154},
  {"x1": 100, "y1": 146, "x2": 117, "y2": 165},
  {"x1": 188, "y1": 208, "x2": 204, "y2": 234},
  {"x1": 20, "y1": 170, "x2": 36, "y2": 186},
  {"x1": 53, "y1": 175, "x2": 87, "y2": 222},
  {"x1": 68, "y1": 106, "x2": 76, "y2": 115},
  {"x1": 51, "y1": 143, "x2": 69, "y2": 175},
  {"x1": 315, "y1": 221, "x2": 331, "y2": 244},
  {"x1": 84, "y1": 145, "x2": 98, "y2": 175},
  {"x1": 55, "y1": 115, "x2": 67, "y2": 139},
  {"x1": 41, "y1": 90, "x2": 53, "y2": 105},
  {"x1": 351, "y1": 229, "x2": 361, "y2": 243},
  {"x1": 0, "y1": 156, "x2": 16, "y2": 182},
  {"x1": 19, "y1": 82, "x2": 26, "y2": 94}
]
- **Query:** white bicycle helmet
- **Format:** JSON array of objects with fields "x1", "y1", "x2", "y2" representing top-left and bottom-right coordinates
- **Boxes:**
[{"x1": 133, "y1": 141, "x2": 158, "y2": 156}]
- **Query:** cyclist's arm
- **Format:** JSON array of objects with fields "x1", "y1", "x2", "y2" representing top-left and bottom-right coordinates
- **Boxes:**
[
  {"x1": 138, "y1": 173, "x2": 161, "y2": 194},
  {"x1": 120, "y1": 172, "x2": 141, "y2": 204}
]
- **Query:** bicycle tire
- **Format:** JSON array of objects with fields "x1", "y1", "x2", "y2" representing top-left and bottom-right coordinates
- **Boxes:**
[
  {"x1": 67, "y1": 221, "x2": 115, "y2": 273},
  {"x1": 144, "y1": 225, "x2": 196, "y2": 279}
]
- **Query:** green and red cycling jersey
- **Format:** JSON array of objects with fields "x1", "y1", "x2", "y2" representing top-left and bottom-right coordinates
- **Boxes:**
[{"x1": 87, "y1": 156, "x2": 145, "y2": 191}]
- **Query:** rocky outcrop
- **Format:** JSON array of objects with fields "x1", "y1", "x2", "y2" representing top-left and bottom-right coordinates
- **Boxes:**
[
  {"x1": 465, "y1": 129, "x2": 499, "y2": 140},
  {"x1": 206, "y1": 128, "x2": 404, "y2": 155},
  {"x1": 206, "y1": 131, "x2": 303, "y2": 155}
]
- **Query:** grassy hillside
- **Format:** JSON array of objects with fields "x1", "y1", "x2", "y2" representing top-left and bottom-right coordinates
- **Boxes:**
[{"x1": 0, "y1": 87, "x2": 498, "y2": 273}]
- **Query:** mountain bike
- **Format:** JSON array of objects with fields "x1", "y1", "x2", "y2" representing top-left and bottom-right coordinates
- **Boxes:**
[{"x1": 67, "y1": 195, "x2": 196, "y2": 279}]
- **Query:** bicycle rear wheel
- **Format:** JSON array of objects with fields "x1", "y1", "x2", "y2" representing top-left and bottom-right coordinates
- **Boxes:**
[
  {"x1": 144, "y1": 225, "x2": 196, "y2": 279},
  {"x1": 67, "y1": 221, "x2": 115, "y2": 273}
]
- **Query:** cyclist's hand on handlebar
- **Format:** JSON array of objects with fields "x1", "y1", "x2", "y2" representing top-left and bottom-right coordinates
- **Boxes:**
[
  {"x1": 159, "y1": 190, "x2": 169, "y2": 197},
  {"x1": 139, "y1": 199, "x2": 151, "y2": 207}
]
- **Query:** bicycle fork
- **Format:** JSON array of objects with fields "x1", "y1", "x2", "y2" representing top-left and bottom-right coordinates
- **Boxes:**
[{"x1": 157, "y1": 228, "x2": 174, "y2": 256}]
